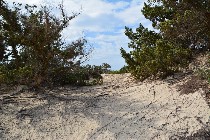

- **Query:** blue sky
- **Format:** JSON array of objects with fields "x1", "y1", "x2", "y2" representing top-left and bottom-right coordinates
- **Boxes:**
[{"x1": 6, "y1": 0, "x2": 152, "y2": 70}]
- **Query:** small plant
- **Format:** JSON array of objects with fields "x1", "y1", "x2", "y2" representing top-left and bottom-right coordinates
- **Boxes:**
[
  {"x1": 109, "y1": 65, "x2": 129, "y2": 74},
  {"x1": 196, "y1": 68, "x2": 210, "y2": 84}
]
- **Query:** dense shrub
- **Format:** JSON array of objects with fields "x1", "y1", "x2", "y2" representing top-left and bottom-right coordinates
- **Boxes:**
[
  {"x1": 49, "y1": 65, "x2": 103, "y2": 86},
  {"x1": 0, "y1": 1, "x2": 102, "y2": 87},
  {"x1": 121, "y1": 24, "x2": 191, "y2": 80},
  {"x1": 0, "y1": 65, "x2": 33, "y2": 85},
  {"x1": 121, "y1": 0, "x2": 210, "y2": 80},
  {"x1": 0, "y1": 63, "x2": 104, "y2": 87}
]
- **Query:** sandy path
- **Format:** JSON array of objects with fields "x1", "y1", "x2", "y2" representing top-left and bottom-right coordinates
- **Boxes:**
[{"x1": 0, "y1": 74, "x2": 209, "y2": 140}]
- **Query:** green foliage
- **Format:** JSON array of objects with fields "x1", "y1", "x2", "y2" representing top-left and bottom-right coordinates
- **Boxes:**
[
  {"x1": 0, "y1": 1, "x2": 101, "y2": 87},
  {"x1": 49, "y1": 65, "x2": 103, "y2": 86},
  {"x1": 121, "y1": 24, "x2": 191, "y2": 80},
  {"x1": 109, "y1": 66, "x2": 129, "y2": 74},
  {"x1": 0, "y1": 65, "x2": 33, "y2": 85},
  {"x1": 101, "y1": 63, "x2": 111, "y2": 73},
  {"x1": 121, "y1": 0, "x2": 210, "y2": 80},
  {"x1": 119, "y1": 65, "x2": 129, "y2": 73},
  {"x1": 143, "y1": 0, "x2": 210, "y2": 51},
  {"x1": 196, "y1": 68, "x2": 210, "y2": 83}
]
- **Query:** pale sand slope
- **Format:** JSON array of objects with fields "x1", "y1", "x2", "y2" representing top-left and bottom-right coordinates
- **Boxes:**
[{"x1": 0, "y1": 73, "x2": 209, "y2": 140}]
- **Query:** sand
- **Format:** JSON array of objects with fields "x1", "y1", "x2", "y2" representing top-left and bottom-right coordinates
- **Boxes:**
[{"x1": 0, "y1": 73, "x2": 210, "y2": 140}]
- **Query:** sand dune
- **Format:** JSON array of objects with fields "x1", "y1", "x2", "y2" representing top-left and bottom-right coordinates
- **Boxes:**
[{"x1": 0, "y1": 73, "x2": 209, "y2": 140}]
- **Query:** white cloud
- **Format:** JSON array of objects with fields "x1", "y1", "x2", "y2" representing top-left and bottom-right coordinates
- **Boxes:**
[
  {"x1": 85, "y1": 33, "x2": 130, "y2": 69},
  {"x1": 6, "y1": 0, "x2": 151, "y2": 70},
  {"x1": 116, "y1": 1, "x2": 144, "y2": 24}
]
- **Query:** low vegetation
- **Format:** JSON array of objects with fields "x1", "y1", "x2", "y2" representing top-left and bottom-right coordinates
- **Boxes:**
[{"x1": 108, "y1": 65, "x2": 129, "y2": 74}]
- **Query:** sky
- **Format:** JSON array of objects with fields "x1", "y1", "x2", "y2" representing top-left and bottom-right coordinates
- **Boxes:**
[{"x1": 6, "y1": 0, "x2": 152, "y2": 70}]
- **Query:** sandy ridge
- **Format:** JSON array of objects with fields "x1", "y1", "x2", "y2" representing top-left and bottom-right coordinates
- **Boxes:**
[{"x1": 0, "y1": 73, "x2": 210, "y2": 140}]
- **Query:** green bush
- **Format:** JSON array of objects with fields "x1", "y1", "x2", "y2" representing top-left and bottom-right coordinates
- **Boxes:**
[
  {"x1": 109, "y1": 66, "x2": 129, "y2": 74},
  {"x1": 121, "y1": 0, "x2": 210, "y2": 81},
  {"x1": 0, "y1": 65, "x2": 33, "y2": 85},
  {"x1": 0, "y1": 64, "x2": 104, "y2": 87},
  {"x1": 0, "y1": 2, "x2": 98, "y2": 88},
  {"x1": 47, "y1": 65, "x2": 103, "y2": 86},
  {"x1": 121, "y1": 24, "x2": 191, "y2": 80}
]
